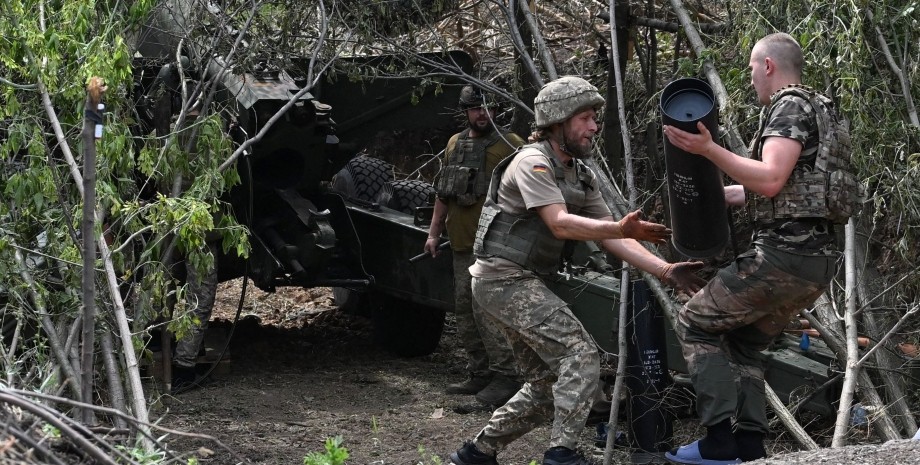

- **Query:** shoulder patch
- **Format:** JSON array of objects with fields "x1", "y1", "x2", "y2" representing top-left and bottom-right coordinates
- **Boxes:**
[{"x1": 532, "y1": 164, "x2": 549, "y2": 173}]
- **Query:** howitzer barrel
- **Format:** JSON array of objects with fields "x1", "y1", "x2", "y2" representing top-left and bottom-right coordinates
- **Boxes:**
[{"x1": 660, "y1": 78, "x2": 728, "y2": 258}]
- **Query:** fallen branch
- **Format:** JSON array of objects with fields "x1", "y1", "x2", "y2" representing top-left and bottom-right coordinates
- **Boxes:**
[
  {"x1": 805, "y1": 300, "x2": 903, "y2": 441},
  {"x1": 766, "y1": 383, "x2": 819, "y2": 449}
]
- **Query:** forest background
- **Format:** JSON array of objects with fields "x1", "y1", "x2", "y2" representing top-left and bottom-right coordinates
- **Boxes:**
[{"x1": 0, "y1": 0, "x2": 918, "y2": 463}]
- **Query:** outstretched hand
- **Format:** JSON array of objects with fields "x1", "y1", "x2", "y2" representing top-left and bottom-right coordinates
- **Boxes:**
[
  {"x1": 618, "y1": 210, "x2": 671, "y2": 245},
  {"x1": 658, "y1": 261, "x2": 707, "y2": 295}
]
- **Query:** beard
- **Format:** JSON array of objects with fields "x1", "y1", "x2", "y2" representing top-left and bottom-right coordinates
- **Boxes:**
[
  {"x1": 468, "y1": 117, "x2": 495, "y2": 135},
  {"x1": 562, "y1": 131, "x2": 593, "y2": 159}
]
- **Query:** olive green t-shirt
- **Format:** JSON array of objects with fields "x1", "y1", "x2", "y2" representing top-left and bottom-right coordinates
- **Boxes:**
[{"x1": 442, "y1": 131, "x2": 525, "y2": 252}]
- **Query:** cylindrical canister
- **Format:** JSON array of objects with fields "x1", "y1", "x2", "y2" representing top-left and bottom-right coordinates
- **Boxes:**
[
  {"x1": 626, "y1": 279, "x2": 673, "y2": 463},
  {"x1": 660, "y1": 78, "x2": 729, "y2": 259}
]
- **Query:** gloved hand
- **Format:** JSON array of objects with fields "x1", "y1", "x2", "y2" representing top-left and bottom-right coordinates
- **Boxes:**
[
  {"x1": 657, "y1": 261, "x2": 707, "y2": 295},
  {"x1": 618, "y1": 210, "x2": 671, "y2": 245}
]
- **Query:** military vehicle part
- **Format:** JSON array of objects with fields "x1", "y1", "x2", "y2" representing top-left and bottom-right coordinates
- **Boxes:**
[
  {"x1": 331, "y1": 155, "x2": 396, "y2": 203},
  {"x1": 660, "y1": 78, "x2": 729, "y2": 259},
  {"x1": 377, "y1": 179, "x2": 436, "y2": 215}
]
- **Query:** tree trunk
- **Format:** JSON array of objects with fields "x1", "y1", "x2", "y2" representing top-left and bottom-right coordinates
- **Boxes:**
[
  {"x1": 80, "y1": 78, "x2": 103, "y2": 425},
  {"x1": 511, "y1": 0, "x2": 539, "y2": 137}
]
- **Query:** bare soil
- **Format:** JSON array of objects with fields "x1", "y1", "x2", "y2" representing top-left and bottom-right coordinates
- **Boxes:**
[{"x1": 154, "y1": 279, "x2": 919, "y2": 465}]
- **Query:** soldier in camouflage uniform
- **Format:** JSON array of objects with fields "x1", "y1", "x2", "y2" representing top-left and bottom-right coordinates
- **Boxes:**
[
  {"x1": 172, "y1": 240, "x2": 219, "y2": 393},
  {"x1": 662, "y1": 33, "x2": 840, "y2": 464},
  {"x1": 448, "y1": 76, "x2": 706, "y2": 465},
  {"x1": 426, "y1": 86, "x2": 526, "y2": 406}
]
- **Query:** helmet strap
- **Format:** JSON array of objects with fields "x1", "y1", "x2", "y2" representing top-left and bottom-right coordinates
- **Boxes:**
[{"x1": 555, "y1": 125, "x2": 572, "y2": 156}]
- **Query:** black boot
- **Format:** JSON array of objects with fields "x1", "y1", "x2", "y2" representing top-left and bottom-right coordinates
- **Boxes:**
[
  {"x1": 171, "y1": 364, "x2": 197, "y2": 394},
  {"x1": 448, "y1": 441, "x2": 498, "y2": 465},
  {"x1": 447, "y1": 373, "x2": 493, "y2": 395},
  {"x1": 543, "y1": 446, "x2": 598, "y2": 465}
]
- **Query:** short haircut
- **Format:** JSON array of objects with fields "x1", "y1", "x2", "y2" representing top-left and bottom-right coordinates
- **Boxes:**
[{"x1": 755, "y1": 33, "x2": 804, "y2": 77}]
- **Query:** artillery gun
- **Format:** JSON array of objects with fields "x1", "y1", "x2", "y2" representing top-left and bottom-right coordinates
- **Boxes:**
[{"x1": 131, "y1": 1, "x2": 847, "y2": 422}]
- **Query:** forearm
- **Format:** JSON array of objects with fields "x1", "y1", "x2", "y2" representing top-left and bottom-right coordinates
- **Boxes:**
[
  {"x1": 701, "y1": 140, "x2": 798, "y2": 197},
  {"x1": 701, "y1": 144, "x2": 772, "y2": 193},
  {"x1": 724, "y1": 184, "x2": 746, "y2": 206},
  {"x1": 601, "y1": 238, "x2": 668, "y2": 278},
  {"x1": 427, "y1": 198, "x2": 448, "y2": 238},
  {"x1": 547, "y1": 213, "x2": 625, "y2": 241}
]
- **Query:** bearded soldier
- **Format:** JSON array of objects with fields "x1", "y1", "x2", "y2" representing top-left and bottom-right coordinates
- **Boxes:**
[
  {"x1": 426, "y1": 86, "x2": 526, "y2": 406},
  {"x1": 448, "y1": 76, "x2": 705, "y2": 465}
]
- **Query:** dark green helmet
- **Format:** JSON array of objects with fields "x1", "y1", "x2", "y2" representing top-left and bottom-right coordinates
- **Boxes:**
[
  {"x1": 458, "y1": 85, "x2": 495, "y2": 110},
  {"x1": 534, "y1": 76, "x2": 605, "y2": 128}
]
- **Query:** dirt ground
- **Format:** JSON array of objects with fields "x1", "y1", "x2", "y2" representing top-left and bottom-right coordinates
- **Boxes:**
[
  {"x1": 153, "y1": 279, "x2": 919, "y2": 465},
  {"x1": 154, "y1": 280, "x2": 579, "y2": 465}
]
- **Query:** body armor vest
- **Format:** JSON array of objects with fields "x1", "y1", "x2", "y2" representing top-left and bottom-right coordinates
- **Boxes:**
[
  {"x1": 473, "y1": 141, "x2": 594, "y2": 274},
  {"x1": 434, "y1": 129, "x2": 504, "y2": 206},
  {"x1": 749, "y1": 85, "x2": 861, "y2": 224}
]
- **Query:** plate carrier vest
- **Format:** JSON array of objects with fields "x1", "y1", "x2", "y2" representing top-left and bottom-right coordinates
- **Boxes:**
[
  {"x1": 434, "y1": 129, "x2": 507, "y2": 206},
  {"x1": 473, "y1": 141, "x2": 594, "y2": 275},
  {"x1": 749, "y1": 85, "x2": 863, "y2": 224}
]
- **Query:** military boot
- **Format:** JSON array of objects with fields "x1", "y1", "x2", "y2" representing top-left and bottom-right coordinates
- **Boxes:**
[
  {"x1": 448, "y1": 441, "x2": 499, "y2": 465},
  {"x1": 475, "y1": 374, "x2": 521, "y2": 407},
  {"x1": 542, "y1": 446, "x2": 598, "y2": 465},
  {"x1": 446, "y1": 373, "x2": 493, "y2": 395},
  {"x1": 171, "y1": 364, "x2": 197, "y2": 394}
]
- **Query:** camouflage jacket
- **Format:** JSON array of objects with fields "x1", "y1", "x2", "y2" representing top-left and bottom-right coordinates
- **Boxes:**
[{"x1": 749, "y1": 88, "x2": 838, "y2": 256}]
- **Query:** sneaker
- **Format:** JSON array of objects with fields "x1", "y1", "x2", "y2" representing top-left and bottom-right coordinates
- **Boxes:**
[
  {"x1": 447, "y1": 373, "x2": 493, "y2": 395},
  {"x1": 475, "y1": 374, "x2": 521, "y2": 406},
  {"x1": 543, "y1": 446, "x2": 598, "y2": 465},
  {"x1": 449, "y1": 442, "x2": 499, "y2": 465}
]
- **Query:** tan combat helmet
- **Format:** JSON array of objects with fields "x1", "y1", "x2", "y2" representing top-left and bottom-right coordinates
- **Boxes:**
[{"x1": 534, "y1": 76, "x2": 605, "y2": 128}]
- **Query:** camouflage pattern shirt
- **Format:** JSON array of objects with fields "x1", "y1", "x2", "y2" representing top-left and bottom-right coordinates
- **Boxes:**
[{"x1": 751, "y1": 93, "x2": 838, "y2": 256}]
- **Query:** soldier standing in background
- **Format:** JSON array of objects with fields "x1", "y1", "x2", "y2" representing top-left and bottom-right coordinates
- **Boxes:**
[
  {"x1": 426, "y1": 86, "x2": 526, "y2": 407},
  {"x1": 171, "y1": 241, "x2": 219, "y2": 393},
  {"x1": 448, "y1": 76, "x2": 705, "y2": 465}
]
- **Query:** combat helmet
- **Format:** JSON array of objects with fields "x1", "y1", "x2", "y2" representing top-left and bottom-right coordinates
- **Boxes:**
[
  {"x1": 458, "y1": 85, "x2": 495, "y2": 110},
  {"x1": 534, "y1": 76, "x2": 605, "y2": 128}
]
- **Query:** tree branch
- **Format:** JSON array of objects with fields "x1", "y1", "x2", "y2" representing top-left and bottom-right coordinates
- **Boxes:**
[
  {"x1": 666, "y1": 0, "x2": 747, "y2": 155},
  {"x1": 866, "y1": 9, "x2": 919, "y2": 128}
]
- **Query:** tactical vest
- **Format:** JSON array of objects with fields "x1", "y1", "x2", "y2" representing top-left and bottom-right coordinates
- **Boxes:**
[
  {"x1": 433, "y1": 129, "x2": 505, "y2": 206},
  {"x1": 749, "y1": 85, "x2": 862, "y2": 224},
  {"x1": 473, "y1": 141, "x2": 594, "y2": 275}
]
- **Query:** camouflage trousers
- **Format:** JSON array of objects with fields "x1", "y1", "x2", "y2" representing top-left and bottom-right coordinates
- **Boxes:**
[
  {"x1": 174, "y1": 242, "x2": 219, "y2": 368},
  {"x1": 453, "y1": 251, "x2": 516, "y2": 378},
  {"x1": 470, "y1": 270, "x2": 599, "y2": 453},
  {"x1": 675, "y1": 246, "x2": 835, "y2": 433}
]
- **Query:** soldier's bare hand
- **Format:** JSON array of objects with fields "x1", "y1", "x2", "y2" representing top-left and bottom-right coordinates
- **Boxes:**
[
  {"x1": 424, "y1": 237, "x2": 441, "y2": 257},
  {"x1": 663, "y1": 122, "x2": 714, "y2": 157},
  {"x1": 618, "y1": 210, "x2": 671, "y2": 244}
]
